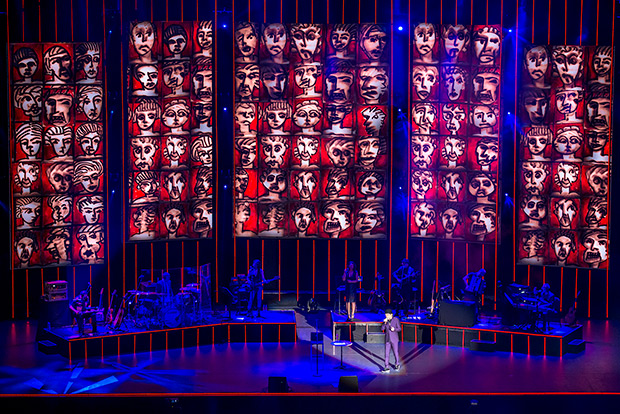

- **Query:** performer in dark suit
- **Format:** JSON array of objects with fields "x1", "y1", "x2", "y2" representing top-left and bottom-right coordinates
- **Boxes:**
[
  {"x1": 381, "y1": 308, "x2": 401, "y2": 373},
  {"x1": 247, "y1": 259, "x2": 266, "y2": 318}
]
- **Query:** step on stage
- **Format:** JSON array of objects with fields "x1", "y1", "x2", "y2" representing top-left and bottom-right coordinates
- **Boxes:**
[
  {"x1": 43, "y1": 310, "x2": 297, "y2": 360},
  {"x1": 331, "y1": 311, "x2": 583, "y2": 357}
]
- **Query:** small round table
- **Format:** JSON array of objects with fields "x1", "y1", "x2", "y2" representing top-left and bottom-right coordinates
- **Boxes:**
[{"x1": 331, "y1": 340, "x2": 353, "y2": 369}]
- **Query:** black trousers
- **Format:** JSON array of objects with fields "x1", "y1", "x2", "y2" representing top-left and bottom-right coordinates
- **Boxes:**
[
  {"x1": 75, "y1": 311, "x2": 97, "y2": 334},
  {"x1": 396, "y1": 287, "x2": 413, "y2": 316}
]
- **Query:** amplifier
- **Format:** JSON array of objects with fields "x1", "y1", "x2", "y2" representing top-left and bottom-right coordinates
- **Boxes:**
[
  {"x1": 47, "y1": 291, "x2": 68, "y2": 302},
  {"x1": 45, "y1": 280, "x2": 67, "y2": 295}
]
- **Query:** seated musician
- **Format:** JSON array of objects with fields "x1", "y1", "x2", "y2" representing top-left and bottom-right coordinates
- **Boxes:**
[
  {"x1": 535, "y1": 283, "x2": 559, "y2": 331},
  {"x1": 69, "y1": 290, "x2": 97, "y2": 337},
  {"x1": 247, "y1": 259, "x2": 266, "y2": 318},
  {"x1": 535, "y1": 283, "x2": 559, "y2": 310},
  {"x1": 157, "y1": 272, "x2": 173, "y2": 304},
  {"x1": 393, "y1": 258, "x2": 417, "y2": 316},
  {"x1": 462, "y1": 268, "x2": 486, "y2": 302}
]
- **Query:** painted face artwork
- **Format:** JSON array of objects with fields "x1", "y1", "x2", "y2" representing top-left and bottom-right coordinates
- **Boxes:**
[
  {"x1": 413, "y1": 24, "x2": 437, "y2": 62},
  {"x1": 232, "y1": 22, "x2": 388, "y2": 239},
  {"x1": 12, "y1": 41, "x2": 107, "y2": 265},
  {"x1": 517, "y1": 44, "x2": 614, "y2": 268},
  {"x1": 125, "y1": 23, "x2": 215, "y2": 241},
  {"x1": 410, "y1": 24, "x2": 503, "y2": 243}
]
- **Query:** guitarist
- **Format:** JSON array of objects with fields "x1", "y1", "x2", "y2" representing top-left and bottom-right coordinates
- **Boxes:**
[
  {"x1": 247, "y1": 259, "x2": 267, "y2": 318},
  {"x1": 392, "y1": 258, "x2": 417, "y2": 317},
  {"x1": 69, "y1": 290, "x2": 98, "y2": 337}
]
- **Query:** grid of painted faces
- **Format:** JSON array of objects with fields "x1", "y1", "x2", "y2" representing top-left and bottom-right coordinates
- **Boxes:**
[
  {"x1": 127, "y1": 21, "x2": 214, "y2": 241},
  {"x1": 409, "y1": 24, "x2": 502, "y2": 243},
  {"x1": 518, "y1": 45, "x2": 612, "y2": 268},
  {"x1": 11, "y1": 43, "x2": 105, "y2": 268},
  {"x1": 234, "y1": 23, "x2": 390, "y2": 239}
]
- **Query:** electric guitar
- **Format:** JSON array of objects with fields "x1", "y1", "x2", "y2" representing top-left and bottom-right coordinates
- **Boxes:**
[
  {"x1": 429, "y1": 280, "x2": 437, "y2": 314},
  {"x1": 249, "y1": 276, "x2": 281, "y2": 290},
  {"x1": 106, "y1": 290, "x2": 117, "y2": 324}
]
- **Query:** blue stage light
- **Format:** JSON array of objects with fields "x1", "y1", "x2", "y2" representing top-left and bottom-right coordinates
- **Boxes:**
[
  {"x1": 509, "y1": 29, "x2": 512, "y2": 33},
  {"x1": 224, "y1": 185, "x2": 228, "y2": 190},
  {"x1": 223, "y1": 24, "x2": 227, "y2": 28},
  {"x1": 398, "y1": 26, "x2": 403, "y2": 31},
  {"x1": 223, "y1": 107, "x2": 228, "y2": 111}
]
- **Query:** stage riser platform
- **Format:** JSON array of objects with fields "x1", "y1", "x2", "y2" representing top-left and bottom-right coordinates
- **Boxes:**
[
  {"x1": 402, "y1": 323, "x2": 582, "y2": 357},
  {"x1": 46, "y1": 322, "x2": 297, "y2": 360},
  {"x1": 330, "y1": 312, "x2": 583, "y2": 357}
]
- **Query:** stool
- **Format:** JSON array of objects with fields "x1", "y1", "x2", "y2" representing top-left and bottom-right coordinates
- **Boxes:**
[
  {"x1": 331, "y1": 340, "x2": 353, "y2": 369},
  {"x1": 310, "y1": 331, "x2": 324, "y2": 376}
]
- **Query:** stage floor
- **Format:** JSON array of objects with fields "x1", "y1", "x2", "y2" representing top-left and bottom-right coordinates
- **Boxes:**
[{"x1": 0, "y1": 312, "x2": 619, "y2": 394}]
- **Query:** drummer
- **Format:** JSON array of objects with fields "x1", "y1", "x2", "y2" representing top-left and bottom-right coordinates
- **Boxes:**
[{"x1": 157, "y1": 272, "x2": 173, "y2": 304}]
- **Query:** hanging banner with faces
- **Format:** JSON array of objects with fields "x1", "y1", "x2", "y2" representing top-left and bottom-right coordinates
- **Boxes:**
[
  {"x1": 11, "y1": 42, "x2": 106, "y2": 268},
  {"x1": 408, "y1": 24, "x2": 502, "y2": 243},
  {"x1": 126, "y1": 21, "x2": 214, "y2": 241},
  {"x1": 233, "y1": 22, "x2": 390, "y2": 239},
  {"x1": 518, "y1": 45, "x2": 612, "y2": 268}
]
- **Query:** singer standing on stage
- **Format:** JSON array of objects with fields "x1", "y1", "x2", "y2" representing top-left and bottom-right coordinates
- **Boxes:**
[
  {"x1": 247, "y1": 259, "x2": 266, "y2": 318},
  {"x1": 381, "y1": 308, "x2": 401, "y2": 373},
  {"x1": 343, "y1": 261, "x2": 361, "y2": 321}
]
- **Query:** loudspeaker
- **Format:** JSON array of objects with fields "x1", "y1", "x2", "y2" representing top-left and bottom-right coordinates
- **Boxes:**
[
  {"x1": 40, "y1": 299, "x2": 71, "y2": 327},
  {"x1": 438, "y1": 300, "x2": 477, "y2": 327},
  {"x1": 338, "y1": 376, "x2": 359, "y2": 393},
  {"x1": 268, "y1": 376, "x2": 289, "y2": 393}
]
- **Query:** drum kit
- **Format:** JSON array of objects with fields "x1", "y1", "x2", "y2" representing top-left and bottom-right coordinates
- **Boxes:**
[{"x1": 116, "y1": 282, "x2": 208, "y2": 330}]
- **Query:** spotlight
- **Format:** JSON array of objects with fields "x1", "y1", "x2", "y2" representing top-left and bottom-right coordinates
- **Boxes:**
[
  {"x1": 509, "y1": 29, "x2": 512, "y2": 33},
  {"x1": 223, "y1": 107, "x2": 228, "y2": 111},
  {"x1": 507, "y1": 112, "x2": 511, "y2": 115},
  {"x1": 224, "y1": 185, "x2": 228, "y2": 190},
  {"x1": 398, "y1": 26, "x2": 403, "y2": 31},
  {"x1": 223, "y1": 24, "x2": 227, "y2": 28}
]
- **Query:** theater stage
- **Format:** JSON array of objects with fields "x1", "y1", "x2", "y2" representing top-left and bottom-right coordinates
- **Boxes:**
[{"x1": 0, "y1": 312, "x2": 618, "y2": 396}]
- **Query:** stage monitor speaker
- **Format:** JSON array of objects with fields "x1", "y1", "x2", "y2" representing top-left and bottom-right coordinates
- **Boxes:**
[
  {"x1": 268, "y1": 376, "x2": 289, "y2": 393},
  {"x1": 338, "y1": 376, "x2": 359, "y2": 393},
  {"x1": 438, "y1": 300, "x2": 477, "y2": 327}
]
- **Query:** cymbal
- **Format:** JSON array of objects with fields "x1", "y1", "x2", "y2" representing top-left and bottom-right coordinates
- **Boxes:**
[
  {"x1": 127, "y1": 290, "x2": 141, "y2": 294},
  {"x1": 180, "y1": 287, "x2": 199, "y2": 293},
  {"x1": 186, "y1": 283, "x2": 200, "y2": 288}
]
